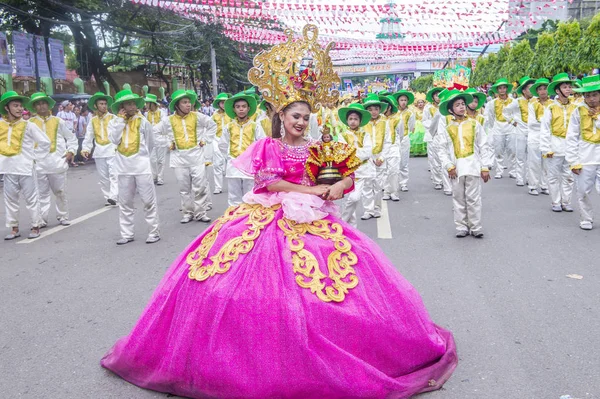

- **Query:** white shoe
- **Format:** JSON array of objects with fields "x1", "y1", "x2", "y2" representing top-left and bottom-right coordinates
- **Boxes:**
[
  {"x1": 180, "y1": 215, "x2": 193, "y2": 224},
  {"x1": 434, "y1": 184, "x2": 443, "y2": 190},
  {"x1": 580, "y1": 222, "x2": 593, "y2": 230},
  {"x1": 390, "y1": 194, "x2": 400, "y2": 201},
  {"x1": 382, "y1": 194, "x2": 391, "y2": 201},
  {"x1": 528, "y1": 189, "x2": 539, "y2": 196},
  {"x1": 196, "y1": 215, "x2": 212, "y2": 223},
  {"x1": 373, "y1": 211, "x2": 382, "y2": 218},
  {"x1": 494, "y1": 175, "x2": 502, "y2": 179},
  {"x1": 145, "y1": 235, "x2": 161, "y2": 244},
  {"x1": 444, "y1": 191, "x2": 452, "y2": 196},
  {"x1": 156, "y1": 181, "x2": 164, "y2": 186},
  {"x1": 107, "y1": 198, "x2": 117, "y2": 206},
  {"x1": 116, "y1": 238, "x2": 134, "y2": 245},
  {"x1": 360, "y1": 213, "x2": 374, "y2": 220},
  {"x1": 516, "y1": 182, "x2": 525, "y2": 187},
  {"x1": 213, "y1": 190, "x2": 222, "y2": 195},
  {"x1": 509, "y1": 173, "x2": 516, "y2": 179},
  {"x1": 400, "y1": 186, "x2": 408, "y2": 192},
  {"x1": 59, "y1": 220, "x2": 71, "y2": 226},
  {"x1": 540, "y1": 188, "x2": 550, "y2": 195}
]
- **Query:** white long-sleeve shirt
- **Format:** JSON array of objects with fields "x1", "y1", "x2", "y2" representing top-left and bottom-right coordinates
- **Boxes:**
[
  {"x1": 340, "y1": 128, "x2": 376, "y2": 179},
  {"x1": 154, "y1": 111, "x2": 217, "y2": 168},
  {"x1": 484, "y1": 97, "x2": 517, "y2": 136},
  {"x1": 527, "y1": 98, "x2": 552, "y2": 145},
  {"x1": 503, "y1": 97, "x2": 531, "y2": 136},
  {"x1": 539, "y1": 99, "x2": 578, "y2": 157},
  {"x1": 30, "y1": 115, "x2": 78, "y2": 174},
  {"x1": 422, "y1": 103, "x2": 439, "y2": 143},
  {"x1": 565, "y1": 104, "x2": 600, "y2": 167},
  {"x1": 108, "y1": 112, "x2": 154, "y2": 175},
  {"x1": 83, "y1": 113, "x2": 117, "y2": 158},
  {"x1": 0, "y1": 118, "x2": 51, "y2": 176},
  {"x1": 437, "y1": 116, "x2": 493, "y2": 178}
]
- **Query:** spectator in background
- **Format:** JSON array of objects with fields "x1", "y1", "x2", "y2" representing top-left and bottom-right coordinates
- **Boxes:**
[
  {"x1": 74, "y1": 107, "x2": 90, "y2": 166},
  {"x1": 201, "y1": 99, "x2": 213, "y2": 116},
  {"x1": 57, "y1": 100, "x2": 76, "y2": 132}
]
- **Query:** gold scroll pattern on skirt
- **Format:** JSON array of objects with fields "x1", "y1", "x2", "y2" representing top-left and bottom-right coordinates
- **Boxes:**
[{"x1": 187, "y1": 203, "x2": 359, "y2": 303}]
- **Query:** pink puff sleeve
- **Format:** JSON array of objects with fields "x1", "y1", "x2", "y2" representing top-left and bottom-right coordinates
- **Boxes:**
[{"x1": 232, "y1": 137, "x2": 285, "y2": 193}]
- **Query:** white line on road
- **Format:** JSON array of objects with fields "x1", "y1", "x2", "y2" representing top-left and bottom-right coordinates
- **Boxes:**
[
  {"x1": 17, "y1": 206, "x2": 114, "y2": 244},
  {"x1": 377, "y1": 201, "x2": 393, "y2": 239}
]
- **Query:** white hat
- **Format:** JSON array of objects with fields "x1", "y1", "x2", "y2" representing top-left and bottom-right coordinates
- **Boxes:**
[{"x1": 61, "y1": 100, "x2": 70, "y2": 107}]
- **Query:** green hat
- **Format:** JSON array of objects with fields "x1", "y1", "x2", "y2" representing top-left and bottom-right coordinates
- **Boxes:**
[
  {"x1": 379, "y1": 95, "x2": 399, "y2": 114},
  {"x1": 224, "y1": 92, "x2": 257, "y2": 120},
  {"x1": 516, "y1": 76, "x2": 536, "y2": 95},
  {"x1": 27, "y1": 92, "x2": 56, "y2": 112},
  {"x1": 259, "y1": 99, "x2": 275, "y2": 112},
  {"x1": 243, "y1": 88, "x2": 261, "y2": 103},
  {"x1": 530, "y1": 78, "x2": 551, "y2": 97},
  {"x1": 438, "y1": 88, "x2": 452, "y2": 102},
  {"x1": 547, "y1": 73, "x2": 577, "y2": 95},
  {"x1": 0, "y1": 91, "x2": 30, "y2": 115},
  {"x1": 439, "y1": 90, "x2": 474, "y2": 117},
  {"x1": 464, "y1": 88, "x2": 486, "y2": 111},
  {"x1": 392, "y1": 90, "x2": 415, "y2": 106},
  {"x1": 338, "y1": 103, "x2": 372, "y2": 128},
  {"x1": 574, "y1": 75, "x2": 600, "y2": 93},
  {"x1": 362, "y1": 93, "x2": 388, "y2": 113},
  {"x1": 169, "y1": 89, "x2": 197, "y2": 113},
  {"x1": 144, "y1": 93, "x2": 159, "y2": 105},
  {"x1": 489, "y1": 78, "x2": 513, "y2": 95},
  {"x1": 574, "y1": 79, "x2": 583, "y2": 89},
  {"x1": 426, "y1": 87, "x2": 445, "y2": 103},
  {"x1": 379, "y1": 90, "x2": 391, "y2": 96},
  {"x1": 88, "y1": 92, "x2": 114, "y2": 111},
  {"x1": 213, "y1": 93, "x2": 232, "y2": 109},
  {"x1": 110, "y1": 89, "x2": 145, "y2": 114}
]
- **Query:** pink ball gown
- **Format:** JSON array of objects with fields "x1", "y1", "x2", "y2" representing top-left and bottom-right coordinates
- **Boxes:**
[{"x1": 101, "y1": 137, "x2": 457, "y2": 399}]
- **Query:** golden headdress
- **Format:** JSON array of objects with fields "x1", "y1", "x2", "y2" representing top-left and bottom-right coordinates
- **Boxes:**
[
  {"x1": 248, "y1": 25, "x2": 340, "y2": 112},
  {"x1": 415, "y1": 93, "x2": 426, "y2": 102}
]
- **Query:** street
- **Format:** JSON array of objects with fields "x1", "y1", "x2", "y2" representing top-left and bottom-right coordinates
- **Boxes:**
[{"x1": 1, "y1": 157, "x2": 599, "y2": 399}]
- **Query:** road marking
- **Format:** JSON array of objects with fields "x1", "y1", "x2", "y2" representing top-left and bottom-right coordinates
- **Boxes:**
[
  {"x1": 18, "y1": 206, "x2": 114, "y2": 244},
  {"x1": 377, "y1": 201, "x2": 393, "y2": 239}
]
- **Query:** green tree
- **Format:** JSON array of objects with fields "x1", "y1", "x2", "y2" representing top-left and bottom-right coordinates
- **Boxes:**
[
  {"x1": 576, "y1": 13, "x2": 600, "y2": 74},
  {"x1": 410, "y1": 75, "x2": 433, "y2": 92},
  {"x1": 494, "y1": 44, "x2": 511, "y2": 80},
  {"x1": 502, "y1": 40, "x2": 534, "y2": 82},
  {"x1": 549, "y1": 21, "x2": 581, "y2": 74},
  {"x1": 528, "y1": 32, "x2": 555, "y2": 77},
  {"x1": 471, "y1": 56, "x2": 490, "y2": 87}
]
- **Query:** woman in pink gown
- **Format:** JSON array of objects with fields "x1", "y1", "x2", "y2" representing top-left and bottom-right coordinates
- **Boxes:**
[{"x1": 101, "y1": 98, "x2": 458, "y2": 398}]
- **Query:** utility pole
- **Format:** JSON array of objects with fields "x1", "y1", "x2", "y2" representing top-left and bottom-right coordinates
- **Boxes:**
[
  {"x1": 32, "y1": 35, "x2": 41, "y2": 91},
  {"x1": 210, "y1": 43, "x2": 218, "y2": 97}
]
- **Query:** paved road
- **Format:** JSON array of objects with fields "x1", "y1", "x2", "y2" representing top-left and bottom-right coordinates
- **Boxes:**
[{"x1": 1, "y1": 158, "x2": 598, "y2": 399}]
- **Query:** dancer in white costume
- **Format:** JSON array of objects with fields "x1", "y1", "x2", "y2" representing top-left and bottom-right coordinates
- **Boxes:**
[
  {"x1": 485, "y1": 78, "x2": 517, "y2": 179},
  {"x1": 145, "y1": 93, "x2": 167, "y2": 185},
  {"x1": 82, "y1": 92, "x2": 119, "y2": 205},
  {"x1": 394, "y1": 90, "x2": 416, "y2": 192},
  {"x1": 210, "y1": 93, "x2": 232, "y2": 194},
  {"x1": 28, "y1": 92, "x2": 77, "y2": 227},
  {"x1": 527, "y1": 78, "x2": 551, "y2": 196}
]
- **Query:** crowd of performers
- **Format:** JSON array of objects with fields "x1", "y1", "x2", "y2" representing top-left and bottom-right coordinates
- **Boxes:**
[{"x1": 1, "y1": 71, "x2": 599, "y2": 242}]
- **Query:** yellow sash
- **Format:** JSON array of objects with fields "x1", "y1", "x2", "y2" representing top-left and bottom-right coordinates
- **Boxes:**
[
  {"x1": 494, "y1": 98, "x2": 511, "y2": 122},
  {"x1": 580, "y1": 106, "x2": 600, "y2": 144},
  {"x1": 549, "y1": 100, "x2": 577, "y2": 139},
  {"x1": 227, "y1": 120, "x2": 257, "y2": 158},
  {"x1": 0, "y1": 120, "x2": 27, "y2": 157},
  {"x1": 518, "y1": 98, "x2": 529, "y2": 123},
  {"x1": 447, "y1": 119, "x2": 476, "y2": 159},
  {"x1": 92, "y1": 114, "x2": 113, "y2": 145},
  {"x1": 31, "y1": 116, "x2": 59, "y2": 153},
  {"x1": 146, "y1": 110, "x2": 162, "y2": 125},
  {"x1": 117, "y1": 117, "x2": 142, "y2": 157},
  {"x1": 170, "y1": 112, "x2": 198, "y2": 150},
  {"x1": 212, "y1": 111, "x2": 231, "y2": 139},
  {"x1": 364, "y1": 117, "x2": 386, "y2": 155}
]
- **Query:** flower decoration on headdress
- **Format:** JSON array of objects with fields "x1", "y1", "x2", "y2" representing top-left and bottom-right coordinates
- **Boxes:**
[{"x1": 248, "y1": 25, "x2": 340, "y2": 112}]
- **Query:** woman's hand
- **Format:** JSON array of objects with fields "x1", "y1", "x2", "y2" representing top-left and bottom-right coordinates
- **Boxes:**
[
  {"x1": 310, "y1": 184, "x2": 330, "y2": 198},
  {"x1": 326, "y1": 181, "x2": 345, "y2": 201}
]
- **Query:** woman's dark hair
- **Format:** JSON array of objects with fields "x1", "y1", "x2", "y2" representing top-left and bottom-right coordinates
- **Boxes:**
[
  {"x1": 346, "y1": 110, "x2": 363, "y2": 123},
  {"x1": 271, "y1": 101, "x2": 311, "y2": 139}
]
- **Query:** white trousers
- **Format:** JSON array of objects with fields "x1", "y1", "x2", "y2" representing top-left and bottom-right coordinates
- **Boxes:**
[
  {"x1": 428, "y1": 141, "x2": 443, "y2": 186},
  {"x1": 341, "y1": 178, "x2": 365, "y2": 227},
  {"x1": 117, "y1": 174, "x2": 160, "y2": 239},
  {"x1": 37, "y1": 172, "x2": 69, "y2": 223},
  {"x1": 513, "y1": 134, "x2": 528, "y2": 185},
  {"x1": 399, "y1": 136, "x2": 410, "y2": 187},
  {"x1": 212, "y1": 142, "x2": 226, "y2": 193},
  {"x1": 174, "y1": 165, "x2": 210, "y2": 219},
  {"x1": 3, "y1": 173, "x2": 43, "y2": 228},
  {"x1": 384, "y1": 156, "x2": 400, "y2": 196},
  {"x1": 452, "y1": 175, "x2": 482, "y2": 233},
  {"x1": 227, "y1": 178, "x2": 254, "y2": 206},
  {"x1": 151, "y1": 146, "x2": 168, "y2": 184},
  {"x1": 95, "y1": 157, "x2": 118, "y2": 202},
  {"x1": 576, "y1": 165, "x2": 600, "y2": 225},
  {"x1": 493, "y1": 134, "x2": 515, "y2": 177},
  {"x1": 546, "y1": 156, "x2": 575, "y2": 206},
  {"x1": 527, "y1": 142, "x2": 548, "y2": 191}
]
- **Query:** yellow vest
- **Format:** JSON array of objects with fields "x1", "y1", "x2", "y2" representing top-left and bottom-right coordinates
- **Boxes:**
[
  {"x1": 91, "y1": 113, "x2": 114, "y2": 146},
  {"x1": 429, "y1": 104, "x2": 438, "y2": 117},
  {"x1": 518, "y1": 98, "x2": 530, "y2": 123},
  {"x1": 227, "y1": 120, "x2": 258, "y2": 158},
  {"x1": 30, "y1": 116, "x2": 59, "y2": 153},
  {"x1": 494, "y1": 98, "x2": 512, "y2": 122},
  {"x1": 212, "y1": 110, "x2": 231, "y2": 139},
  {"x1": 364, "y1": 117, "x2": 387, "y2": 155},
  {"x1": 548, "y1": 99, "x2": 577, "y2": 139},
  {"x1": 341, "y1": 129, "x2": 363, "y2": 148},
  {"x1": 0, "y1": 119, "x2": 27, "y2": 157},
  {"x1": 531, "y1": 98, "x2": 551, "y2": 122},
  {"x1": 399, "y1": 109, "x2": 412, "y2": 137},
  {"x1": 579, "y1": 106, "x2": 600, "y2": 144},
  {"x1": 387, "y1": 113, "x2": 400, "y2": 144},
  {"x1": 146, "y1": 110, "x2": 162, "y2": 125},
  {"x1": 117, "y1": 116, "x2": 142, "y2": 157},
  {"x1": 447, "y1": 118, "x2": 477, "y2": 159},
  {"x1": 260, "y1": 117, "x2": 272, "y2": 138},
  {"x1": 169, "y1": 112, "x2": 198, "y2": 150}
]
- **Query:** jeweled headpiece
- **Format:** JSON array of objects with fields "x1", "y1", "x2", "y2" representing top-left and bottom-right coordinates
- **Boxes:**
[{"x1": 248, "y1": 25, "x2": 340, "y2": 112}]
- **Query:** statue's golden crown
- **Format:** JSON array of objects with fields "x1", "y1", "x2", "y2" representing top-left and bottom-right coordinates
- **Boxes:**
[{"x1": 248, "y1": 25, "x2": 340, "y2": 112}]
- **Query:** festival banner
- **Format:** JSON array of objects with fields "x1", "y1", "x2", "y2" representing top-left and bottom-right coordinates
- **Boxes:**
[
  {"x1": 34, "y1": 35, "x2": 51, "y2": 78},
  {"x1": 13, "y1": 32, "x2": 34, "y2": 77},
  {"x1": 49, "y1": 38, "x2": 66, "y2": 79},
  {"x1": 0, "y1": 32, "x2": 11, "y2": 74}
]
